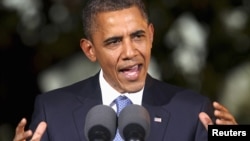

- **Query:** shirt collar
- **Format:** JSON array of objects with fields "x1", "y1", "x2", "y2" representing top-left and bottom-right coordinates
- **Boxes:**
[{"x1": 99, "y1": 69, "x2": 143, "y2": 107}]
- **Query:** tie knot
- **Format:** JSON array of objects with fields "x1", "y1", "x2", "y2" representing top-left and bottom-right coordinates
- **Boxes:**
[{"x1": 115, "y1": 95, "x2": 132, "y2": 115}]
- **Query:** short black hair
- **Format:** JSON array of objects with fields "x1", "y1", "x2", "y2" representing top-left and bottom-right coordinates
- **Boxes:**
[{"x1": 82, "y1": 0, "x2": 149, "y2": 40}]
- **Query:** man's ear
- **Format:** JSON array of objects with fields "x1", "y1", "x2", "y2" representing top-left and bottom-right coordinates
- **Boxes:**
[
  {"x1": 149, "y1": 23, "x2": 154, "y2": 43},
  {"x1": 80, "y1": 38, "x2": 97, "y2": 62}
]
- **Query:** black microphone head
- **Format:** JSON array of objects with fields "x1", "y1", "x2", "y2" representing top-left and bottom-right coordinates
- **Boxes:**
[
  {"x1": 118, "y1": 104, "x2": 150, "y2": 140},
  {"x1": 84, "y1": 105, "x2": 117, "y2": 141}
]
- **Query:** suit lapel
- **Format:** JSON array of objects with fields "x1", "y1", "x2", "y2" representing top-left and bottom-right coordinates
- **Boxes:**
[
  {"x1": 143, "y1": 104, "x2": 170, "y2": 141},
  {"x1": 72, "y1": 73, "x2": 103, "y2": 141},
  {"x1": 73, "y1": 98, "x2": 101, "y2": 141},
  {"x1": 142, "y1": 74, "x2": 171, "y2": 140}
]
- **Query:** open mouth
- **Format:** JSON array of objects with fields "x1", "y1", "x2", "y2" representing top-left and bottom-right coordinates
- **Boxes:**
[{"x1": 120, "y1": 64, "x2": 142, "y2": 80}]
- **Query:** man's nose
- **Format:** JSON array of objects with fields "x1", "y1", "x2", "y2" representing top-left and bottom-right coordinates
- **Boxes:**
[{"x1": 121, "y1": 40, "x2": 137, "y2": 59}]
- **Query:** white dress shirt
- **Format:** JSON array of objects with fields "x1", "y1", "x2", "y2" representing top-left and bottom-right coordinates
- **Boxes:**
[{"x1": 99, "y1": 69, "x2": 143, "y2": 112}]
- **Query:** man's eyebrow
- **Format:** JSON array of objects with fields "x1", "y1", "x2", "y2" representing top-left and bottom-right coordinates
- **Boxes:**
[
  {"x1": 130, "y1": 30, "x2": 146, "y2": 37},
  {"x1": 103, "y1": 30, "x2": 146, "y2": 44}
]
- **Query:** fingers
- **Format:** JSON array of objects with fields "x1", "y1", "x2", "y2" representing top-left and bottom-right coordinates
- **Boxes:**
[
  {"x1": 13, "y1": 118, "x2": 47, "y2": 141},
  {"x1": 15, "y1": 118, "x2": 27, "y2": 133},
  {"x1": 199, "y1": 112, "x2": 213, "y2": 131},
  {"x1": 213, "y1": 101, "x2": 238, "y2": 125},
  {"x1": 213, "y1": 101, "x2": 228, "y2": 112},
  {"x1": 30, "y1": 121, "x2": 47, "y2": 141},
  {"x1": 13, "y1": 118, "x2": 33, "y2": 141},
  {"x1": 199, "y1": 101, "x2": 238, "y2": 131}
]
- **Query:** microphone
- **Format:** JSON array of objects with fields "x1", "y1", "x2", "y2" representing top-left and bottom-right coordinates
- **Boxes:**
[
  {"x1": 118, "y1": 104, "x2": 150, "y2": 141},
  {"x1": 84, "y1": 105, "x2": 117, "y2": 141}
]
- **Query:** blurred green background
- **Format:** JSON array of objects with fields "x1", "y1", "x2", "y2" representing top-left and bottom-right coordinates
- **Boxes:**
[{"x1": 1, "y1": 0, "x2": 250, "y2": 140}]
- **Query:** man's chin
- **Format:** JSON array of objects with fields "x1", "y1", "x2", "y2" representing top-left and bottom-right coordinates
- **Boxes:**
[{"x1": 123, "y1": 83, "x2": 145, "y2": 93}]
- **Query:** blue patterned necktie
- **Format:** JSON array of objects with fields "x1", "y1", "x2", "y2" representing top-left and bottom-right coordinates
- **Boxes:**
[{"x1": 113, "y1": 95, "x2": 132, "y2": 141}]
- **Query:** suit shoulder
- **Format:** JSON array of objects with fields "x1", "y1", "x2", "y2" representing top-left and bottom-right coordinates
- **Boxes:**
[
  {"x1": 36, "y1": 74, "x2": 99, "y2": 101},
  {"x1": 145, "y1": 75, "x2": 210, "y2": 105}
]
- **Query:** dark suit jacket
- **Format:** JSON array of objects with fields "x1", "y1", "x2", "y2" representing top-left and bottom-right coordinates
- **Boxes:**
[{"x1": 29, "y1": 72, "x2": 215, "y2": 141}]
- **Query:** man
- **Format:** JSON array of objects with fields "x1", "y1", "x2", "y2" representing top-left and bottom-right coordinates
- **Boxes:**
[{"x1": 13, "y1": 0, "x2": 237, "y2": 140}]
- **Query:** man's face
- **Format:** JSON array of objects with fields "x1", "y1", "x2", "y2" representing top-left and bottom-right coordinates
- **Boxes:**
[{"x1": 81, "y1": 6, "x2": 154, "y2": 93}]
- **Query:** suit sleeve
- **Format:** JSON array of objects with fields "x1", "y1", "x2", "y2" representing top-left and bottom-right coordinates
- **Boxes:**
[
  {"x1": 194, "y1": 98, "x2": 215, "y2": 141},
  {"x1": 29, "y1": 94, "x2": 50, "y2": 141}
]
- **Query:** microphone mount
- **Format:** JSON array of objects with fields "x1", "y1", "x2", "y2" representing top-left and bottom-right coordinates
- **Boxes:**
[
  {"x1": 123, "y1": 123, "x2": 145, "y2": 141},
  {"x1": 88, "y1": 125, "x2": 111, "y2": 141}
]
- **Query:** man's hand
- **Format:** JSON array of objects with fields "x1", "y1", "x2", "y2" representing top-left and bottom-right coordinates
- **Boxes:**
[
  {"x1": 13, "y1": 118, "x2": 47, "y2": 141},
  {"x1": 199, "y1": 101, "x2": 238, "y2": 130}
]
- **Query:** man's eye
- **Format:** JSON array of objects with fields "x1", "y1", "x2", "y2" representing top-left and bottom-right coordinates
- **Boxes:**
[
  {"x1": 112, "y1": 39, "x2": 121, "y2": 44},
  {"x1": 105, "y1": 39, "x2": 121, "y2": 47},
  {"x1": 133, "y1": 34, "x2": 144, "y2": 40},
  {"x1": 136, "y1": 34, "x2": 143, "y2": 38}
]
